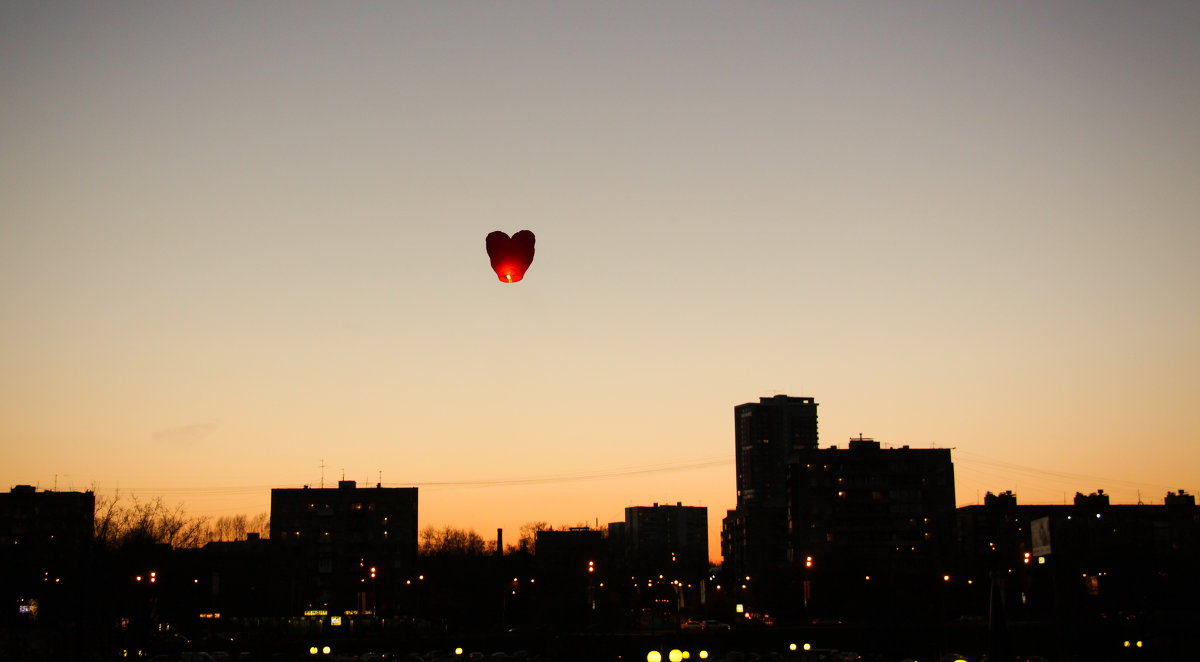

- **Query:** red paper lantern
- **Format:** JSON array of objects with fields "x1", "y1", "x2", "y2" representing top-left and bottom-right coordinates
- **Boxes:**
[{"x1": 485, "y1": 230, "x2": 536, "y2": 283}]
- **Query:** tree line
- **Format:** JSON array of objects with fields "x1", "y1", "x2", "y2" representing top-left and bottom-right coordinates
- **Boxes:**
[
  {"x1": 93, "y1": 492, "x2": 602, "y2": 555},
  {"x1": 419, "y1": 520, "x2": 601, "y2": 556},
  {"x1": 93, "y1": 492, "x2": 269, "y2": 550}
]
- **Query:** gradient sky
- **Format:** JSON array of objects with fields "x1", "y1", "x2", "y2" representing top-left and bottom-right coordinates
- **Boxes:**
[{"x1": 3, "y1": 1, "x2": 1198, "y2": 560}]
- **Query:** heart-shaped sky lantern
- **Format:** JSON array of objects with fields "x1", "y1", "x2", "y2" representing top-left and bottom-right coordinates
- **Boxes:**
[{"x1": 485, "y1": 230, "x2": 536, "y2": 283}]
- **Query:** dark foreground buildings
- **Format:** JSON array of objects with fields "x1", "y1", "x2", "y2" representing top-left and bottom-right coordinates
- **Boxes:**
[
  {"x1": 722, "y1": 396, "x2": 957, "y2": 619},
  {"x1": 786, "y1": 435, "x2": 956, "y2": 619},
  {"x1": 0, "y1": 485, "x2": 95, "y2": 627},
  {"x1": 4, "y1": 393, "x2": 1200, "y2": 658},
  {"x1": 270, "y1": 480, "x2": 418, "y2": 615},
  {"x1": 956, "y1": 488, "x2": 1200, "y2": 618},
  {"x1": 622, "y1": 502, "x2": 709, "y2": 577}
]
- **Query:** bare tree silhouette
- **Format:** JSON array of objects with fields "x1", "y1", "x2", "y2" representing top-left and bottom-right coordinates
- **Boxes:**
[
  {"x1": 419, "y1": 525, "x2": 488, "y2": 556},
  {"x1": 93, "y1": 491, "x2": 209, "y2": 550}
]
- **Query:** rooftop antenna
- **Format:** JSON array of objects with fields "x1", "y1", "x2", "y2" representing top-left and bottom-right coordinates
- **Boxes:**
[
  {"x1": 320, "y1": 459, "x2": 326, "y2": 488},
  {"x1": 378, "y1": 470, "x2": 383, "y2": 486}
]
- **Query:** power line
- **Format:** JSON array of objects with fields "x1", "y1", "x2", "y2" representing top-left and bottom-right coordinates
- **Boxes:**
[
  {"x1": 84, "y1": 455, "x2": 735, "y2": 496},
  {"x1": 79, "y1": 450, "x2": 1185, "y2": 502},
  {"x1": 952, "y1": 449, "x2": 1180, "y2": 494}
]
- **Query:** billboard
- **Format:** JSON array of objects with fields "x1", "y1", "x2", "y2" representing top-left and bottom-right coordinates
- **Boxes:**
[{"x1": 1031, "y1": 516, "x2": 1052, "y2": 557}]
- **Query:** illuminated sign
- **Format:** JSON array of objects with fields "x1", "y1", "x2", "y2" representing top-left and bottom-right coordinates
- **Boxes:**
[{"x1": 303, "y1": 609, "x2": 329, "y2": 616}]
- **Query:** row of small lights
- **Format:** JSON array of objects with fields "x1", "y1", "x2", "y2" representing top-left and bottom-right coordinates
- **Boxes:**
[
  {"x1": 127, "y1": 548, "x2": 1051, "y2": 587},
  {"x1": 648, "y1": 644, "x2": 836, "y2": 662},
  {"x1": 307, "y1": 643, "x2": 1142, "y2": 658}
]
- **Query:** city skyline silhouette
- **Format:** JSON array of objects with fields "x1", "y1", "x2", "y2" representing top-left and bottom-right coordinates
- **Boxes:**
[
  {"x1": 3, "y1": 1, "x2": 1199, "y2": 658},
  {"x1": 4, "y1": 397, "x2": 1197, "y2": 659}
]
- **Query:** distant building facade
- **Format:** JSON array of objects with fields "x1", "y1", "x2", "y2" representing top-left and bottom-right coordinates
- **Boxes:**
[
  {"x1": 623, "y1": 502, "x2": 708, "y2": 576},
  {"x1": 270, "y1": 481, "x2": 417, "y2": 615},
  {"x1": 955, "y1": 489, "x2": 1200, "y2": 625},
  {"x1": 0, "y1": 485, "x2": 95, "y2": 625},
  {"x1": 0, "y1": 484, "x2": 95, "y2": 556},
  {"x1": 789, "y1": 436, "x2": 956, "y2": 571},
  {"x1": 535, "y1": 527, "x2": 606, "y2": 567},
  {"x1": 721, "y1": 396, "x2": 958, "y2": 618},
  {"x1": 532, "y1": 527, "x2": 608, "y2": 625},
  {"x1": 784, "y1": 436, "x2": 956, "y2": 617}
]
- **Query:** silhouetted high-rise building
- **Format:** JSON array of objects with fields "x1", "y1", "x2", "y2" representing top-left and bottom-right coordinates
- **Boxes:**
[
  {"x1": 723, "y1": 395, "x2": 818, "y2": 579},
  {"x1": 270, "y1": 480, "x2": 417, "y2": 615},
  {"x1": 734, "y1": 395, "x2": 819, "y2": 507},
  {"x1": 624, "y1": 502, "x2": 708, "y2": 576}
]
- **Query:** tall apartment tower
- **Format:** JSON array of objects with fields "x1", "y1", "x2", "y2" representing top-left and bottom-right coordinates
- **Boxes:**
[
  {"x1": 723, "y1": 395, "x2": 818, "y2": 580},
  {"x1": 734, "y1": 395, "x2": 819, "y2": 507}
]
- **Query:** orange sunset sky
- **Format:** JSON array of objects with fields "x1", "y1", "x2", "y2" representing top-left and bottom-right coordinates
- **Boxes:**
[{"x1": 3, "y1": 1, "x2": 1199, "y2": 561}]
